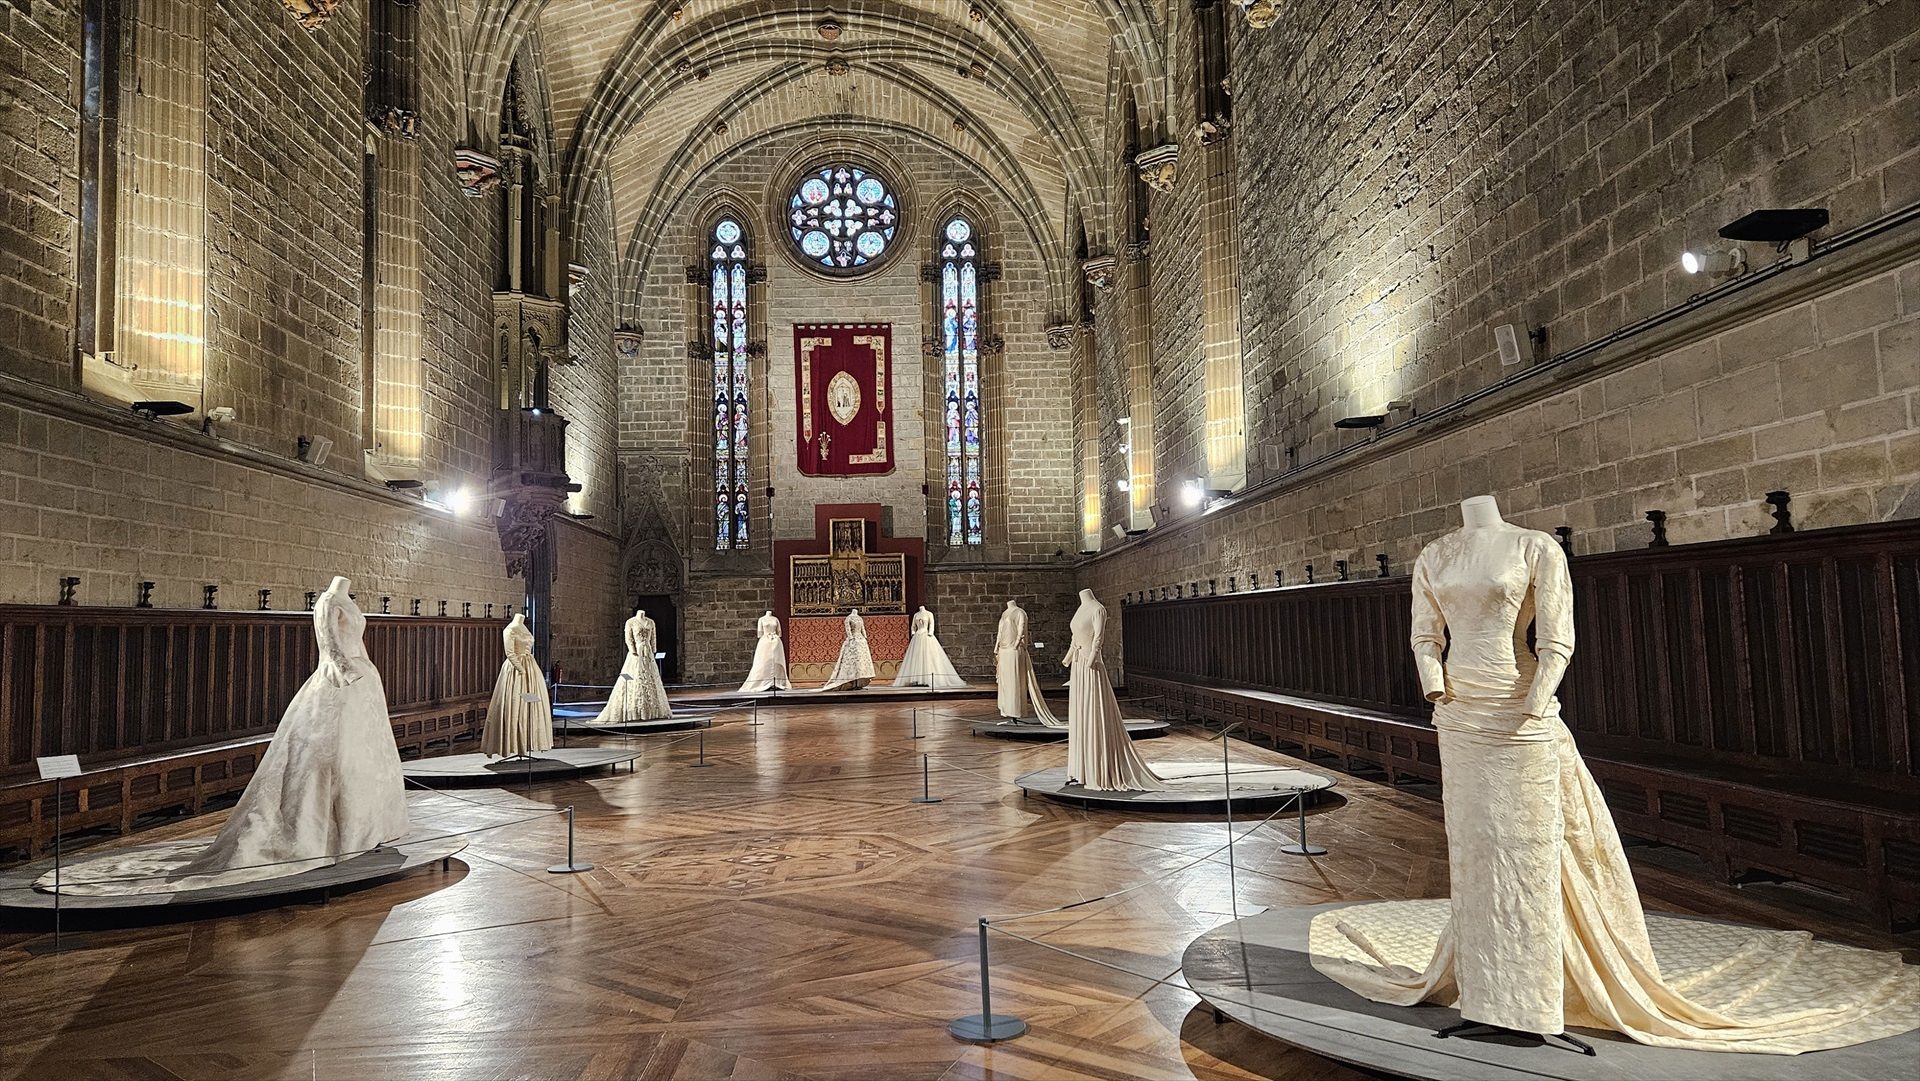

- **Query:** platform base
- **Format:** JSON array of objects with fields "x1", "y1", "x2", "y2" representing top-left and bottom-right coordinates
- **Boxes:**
[
  {"x1": 401, "y1": 747, "x2": 641, "y2": 785},
  {"x1": 973, "y1": 718, "x2": 1167, "y2": 739},
  {"x1": 947, "y1": 1014, "x2": 1028, "y2": 1044},
  {"x1": 1015, "y1": 761, "x2": 1334, "y2": 811},
  {"x1": 546, "y1": 861, "x2": 595, "y2": 874}
]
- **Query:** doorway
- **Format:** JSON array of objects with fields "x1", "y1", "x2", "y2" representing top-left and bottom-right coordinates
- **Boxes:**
[{"x1": 634, "y1": 594, "x2": 681, "y2": 683}]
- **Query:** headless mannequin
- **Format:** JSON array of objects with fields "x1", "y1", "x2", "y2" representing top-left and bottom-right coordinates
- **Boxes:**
[{"x1": 1427, "y1": 494, "x2": 1591, "y2": 1055}]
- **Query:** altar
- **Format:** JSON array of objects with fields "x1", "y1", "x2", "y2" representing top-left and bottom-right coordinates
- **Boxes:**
[{"x1": 774, "y1": 504, "x2": 924, "y2": 684}]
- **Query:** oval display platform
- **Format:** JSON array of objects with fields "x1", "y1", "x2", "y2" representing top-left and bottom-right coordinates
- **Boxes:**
[
  {"x1": 401, "y1": 747, "x2": 641, "y2": 785},
  {"x1": 1015, "y1": 761, "x2": 1333, "y2": 809},
  {"x1": 0, "y1": 830, "x2": 466, "y2": 922},
  {"x1": 973, "y1": 718, "x2": 1168, "y2": 740},
  {"x1": 551, "y1": 703, "x2": 717, "y2": 733},
  {"x1": 1182, "y1": 901, "x2": 1920, "y2": 1081}
]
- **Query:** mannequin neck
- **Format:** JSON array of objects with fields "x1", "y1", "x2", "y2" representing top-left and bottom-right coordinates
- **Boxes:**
[{"x1": 1459, "y1": 496, "x2": 1505, "y2": 529}]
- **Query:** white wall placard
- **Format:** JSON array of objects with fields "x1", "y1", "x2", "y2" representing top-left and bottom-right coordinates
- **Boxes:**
[{"x1": 37, "y1": 755, "x2": 82, "y2": 780}]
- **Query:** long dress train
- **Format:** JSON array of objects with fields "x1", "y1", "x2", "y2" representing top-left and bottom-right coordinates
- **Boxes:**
[
  {"x1": 738, "y1": 612, "x2": 792, "y2": 692},
  {"x1": 893, "y1": 608, "x2": 967, "y2": 688},
  {"x1": 1064, "y1": 592, "x2": 1165, "y2": 791},
  {"x1": 39, "y1": 582, "x2": 408, "y2": 895},
  {"x1": 481, "y1": 615, "x2": 553, "y2": 757},
  {"x1": 595, "y1": 611, "x2": 671, "y2": 723},
  {"x1": 819, "y1": 610, "x2": 876, "y2": 690},
  {"x1": 1310, "y1": 525, "x2": 1920, "y2": 1053}
]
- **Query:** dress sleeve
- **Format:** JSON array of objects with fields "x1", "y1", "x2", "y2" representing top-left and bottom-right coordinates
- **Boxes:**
[
  {"x1": 1409, "y1": 552, "x2": 1448, "y2": 702},
  {"x1": 1530, "y1": 537, "x2": 1576, "y2": 666},
  {"x1": 315, "y1": 594, "x2": 355, "y2": 684}
]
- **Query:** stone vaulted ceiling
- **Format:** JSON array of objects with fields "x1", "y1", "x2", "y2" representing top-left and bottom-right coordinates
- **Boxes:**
[{"x1": 465, "y1": 0, "x2": 1170, "y2": 312}]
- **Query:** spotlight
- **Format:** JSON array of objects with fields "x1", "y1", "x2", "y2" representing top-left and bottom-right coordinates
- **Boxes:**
[
  {"x1": 297, "y1": 435, "x2": 333, "y2": 467},
  {"x1": 1680, "y1": 247, "x2": 1745, "y2": 277},
  {"x1": 444, "y1": 486, "x2": 474, "y2": 516},
  {"x1": 1110, "y1": 524, "x2": 1127, "y2": 540},
  {"x1": 1334, "y1": 414, "x2": 1386, "y2": 430},
  {"x1": 1115, "y1": 478, "x2": 1130, "y2": 492},
  {"x1": 1181, "y1": 479, "x2": 1205, "y2": 507}
]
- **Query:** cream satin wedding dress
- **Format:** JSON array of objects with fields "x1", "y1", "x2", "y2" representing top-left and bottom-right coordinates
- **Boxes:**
[
  {"x1": 595, "y1": 608, "x2": 671, "y2": 723},
  {"x1": 995, "y1": 600, "x2": 1059, "y2": 724},
  {"x1": 1311, "y1": 499, "x2": 1920, "y2": 1053},
  {"x1": 738, "y1": 611, "x2": 792, "y2": 692},
  {"x1": 893, "y1": 607, "x2": 967, "y2": 689},
  {"x1": 481, "y1": 614, "x2": 553, "y2": 757},
  {"x1": 1064, "y1": 590, "x2": 1164, "y2": 790},
  {"x1": 40, "y1": 577, "x2": 409, "y2": 895}
]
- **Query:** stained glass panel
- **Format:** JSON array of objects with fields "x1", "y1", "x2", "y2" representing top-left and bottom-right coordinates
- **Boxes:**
[
  {"x1": 939, "y1": 216, "x2": 985, "y2": 545},
  {"x1": 710, "y1": 218, "x2": 751, "y2": 549}
]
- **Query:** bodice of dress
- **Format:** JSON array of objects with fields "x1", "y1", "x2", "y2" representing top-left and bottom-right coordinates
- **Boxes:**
[
  {"x1": 758, "y1": 614, "x2": 781, "y2": 640},
  {"x1": 625, "y1": 616, "x2": 655, "y2": 657},
  {"x1": 1066, "y1": 599, "x2": 1104, "y2": 667},
  {"x1": 996, "y1": 607, "x2": 1025, "y2": 651},
  {"x1": 503, "y1": 620, "x2": 534, "y2": 659},
  {"x1": 1411, "y1": 526, "x2": 1573, "y2": 703},
  {"x1": 911, "y1": 610, "x2": 934, "y2": 637},
  {"x1": 845, "y1": 612, "x2": 866, "y2": 640},
  {"x1": 317, "y1": 592, "x2": 369, "y2": 663}
]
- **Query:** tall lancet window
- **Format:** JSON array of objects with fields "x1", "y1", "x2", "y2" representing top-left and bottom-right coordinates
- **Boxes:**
[
  {"x1": 710, "y1": 216, "x2": 751, "y2": 550},
  {"x1": 939, "y1": 215, "x2": 984, "y2": 545}
]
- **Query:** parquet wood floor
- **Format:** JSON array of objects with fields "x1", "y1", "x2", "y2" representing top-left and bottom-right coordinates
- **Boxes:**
[{"x1": 2, "y1": 704, "x2": 1912, "y2": 1081}]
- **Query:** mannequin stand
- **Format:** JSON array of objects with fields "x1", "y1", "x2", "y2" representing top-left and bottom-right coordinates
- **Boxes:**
[{"x1": 1435, "y1": 1020, "x2": 1595, "y2": 1056}]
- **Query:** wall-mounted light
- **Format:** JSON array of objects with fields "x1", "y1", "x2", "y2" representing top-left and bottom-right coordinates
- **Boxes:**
[
  {"x1": 1115, "y1": 478, "x2": 1130, "y2": 492},
  {"x1": 1334, "y1": 414, "x2": 1386, "y2": 430},
  {"x1": 1680, "y1": 247, "x2": 1745, "y2": 277},
  {"x1": 444, "y1": 486, "x2": 474, "y2": 515},
  {"x1": 1181, "y1": 479, "x2": 1205, "y2": 507},
  {"x1": 131, "y1": 400, "x2": 194, "y2": 421}
]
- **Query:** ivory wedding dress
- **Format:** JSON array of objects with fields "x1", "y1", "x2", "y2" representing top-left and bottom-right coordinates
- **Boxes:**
[
  {"x1": 481, "y1": 614, "x2": 553, "y2": 758},
  {"x1": 39, "y1": 577, "x2": 409, "y2": 895},
  {"x1": 738, "y1": 611, "x2": 792, "y2": 692},
  {"x1": 893, "y1": 606, "x2": 967, "y2": 688},
  {"x1": 819, "y1": 609, "x2": 877, "y2": 690},
  {"x1": 1311, "y1": 496, "x2": 1920, "y2": 1053},
  {"x1": 1064, "y1": 590, "x2": 1165, "y2": 790},
  {"x1": 594, "y1": 609, "x2": 672, "y2": 723},
  {"x1": 994, "y1": 600, "x2": 1059, "y2": 724}
]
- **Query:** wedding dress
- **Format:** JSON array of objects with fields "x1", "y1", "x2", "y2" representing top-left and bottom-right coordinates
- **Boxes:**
[
  {"x1": 594, "y1": 609, "x2": 672, "y2": 723},
  {"x1": 1311, "y1": 495, "x2": 1920, "y2": 1053},
  {"x1": 738, "y1": 611, "x2": 792, "y2": 692},
  {"x1": 893, "y1": 606, "x2": 967, "y2": 688},
  {"x1": 819, "y1": 609, "x2": 876, "y2": 690},
  {"x1": 39, "y1": 577, "x2": 408, "y2": 895},
  {"x1": 994, "y1": 600, "x2": 1059, "y2": 724},
  {"x1": 1064, "y1": 590, "x2": 1165, "y2": 790},
  {"x1": 481, "y1": 614, "x2": 553, "y2": 757}
]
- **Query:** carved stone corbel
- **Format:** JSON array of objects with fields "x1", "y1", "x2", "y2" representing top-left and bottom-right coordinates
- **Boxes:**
[
  {"x1": 281, "y1": 0, "x2": 340, "y2": 31},
  {"x1": 1046, "y1": 323, "x2": 1075, "y2": 350},
  {"x1": 495, "y1": 489, "x2": 566, "y2": 579},
  {"x1": 1082, "y1": 255, "x2": 1118, "y2": 291},
  {"x1": 688, "y1": 340, "x2": 713, "y2": 361},
  {"x1": 1133, "y1": 143, "x2": 1180, "y2": 193},
  {"x1": 453, "y1": 147, "x2": 501, "y2": 197},
  {"x1": 1236, "y1": 0, "x2": 1279, "y2": 29}
]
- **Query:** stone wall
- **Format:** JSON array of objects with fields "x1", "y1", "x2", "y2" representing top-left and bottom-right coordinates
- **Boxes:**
[
  {"x1": 0, "y1": 0, "x2": 79, "y2": 386},
  {"x1": 549, "y1": 517, "x2": 624, "y2": 681},
  {"x1": 926, "y1": 566, "x2": 1077, "y2": 681}
]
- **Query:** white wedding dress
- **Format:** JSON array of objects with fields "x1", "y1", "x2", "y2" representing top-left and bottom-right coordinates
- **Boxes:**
[
  {"x1": 738, "y1": 611, "x2": 792, "y2": 692},
  {"x1": 995, "y1": 600, "x2": 1059, "y2": 724},
  {"x1": 481, "y1": 615, "x2": 553, "y2": 757},
  {"x1": 893, "y1": 607, "x2": 967, "y2": 689},
  {"x1": 594, "y1": 610, "x2": 672, "y2": 723},
  {"x1": 1064, "y1": 590, "x2": 1165, "y2": 790},
  {"x1": 1311, "y1": 512, "x2": 1920, "y2": 1053},
  {"x1": 39, "y1": 578, "x2": 408, "y2": 895},
  {"x1": 819, "y1": 609, "x2": 876, "y2": 690}
]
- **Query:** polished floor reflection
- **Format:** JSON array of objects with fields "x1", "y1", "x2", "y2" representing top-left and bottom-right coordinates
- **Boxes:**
[{"x1": 2, "y1": 702, "x2": 1910, "y2": 1080}]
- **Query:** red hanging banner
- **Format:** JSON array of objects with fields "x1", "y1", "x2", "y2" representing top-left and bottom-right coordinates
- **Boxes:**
[{"x1": 794, "y1": 322, "x2": 893, "y2": 476}]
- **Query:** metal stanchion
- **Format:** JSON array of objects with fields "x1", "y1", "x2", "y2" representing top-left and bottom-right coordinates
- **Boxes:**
[
  {"x1": 911, "y1": 753, "x2": 942, "y2": 804},
  {"x1": 689, "y1": 724, "x2": 713, "y2": 768},
  {"x1": 1277, "y1": 788, "x2": 1327, "y2": 856},
  {"x1": 948, "y1": 918, "x2": 1027, "y2": 1043},
  {"x1": 547, "y1": 806, "x2": 594, "y2": 873},
  {"x1": 1222, "y1": 728, "x2": 1238, "y2": 920},
  {"x1": 911, "y1": 706, "x2": 925, "y2": 740}
]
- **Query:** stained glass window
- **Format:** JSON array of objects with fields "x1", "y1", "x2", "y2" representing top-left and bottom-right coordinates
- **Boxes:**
[
  {"x1": 709, "y1": 216, "x2": 750, "y2": 549},
  {"x1": 788, "y1": 163, "x2": 898, "y2": 273},
  {"x1": 939, "y1": 215, "x2": 984, "y2": 545}
]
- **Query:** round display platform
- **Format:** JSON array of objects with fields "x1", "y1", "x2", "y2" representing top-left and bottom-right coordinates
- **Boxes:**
[
  {"x1": 1182, "y1": 901, "x2": 1920, "y2": 1081},
  {"x1": 973, "y1": 718, "x2": 1168, "y2": 739},
  {"x1": 551, "y1": 704, "x2": 714, "y2": 733},
  {"x1": 401, "y1": 746, "x2": 641, "y2": 784},
  {"x1": 1015, "y1": 761, "x2": 1333, "y2": 809},
  {"x1": 0, "y1": 830, "x2": 465, "y2": 919}
]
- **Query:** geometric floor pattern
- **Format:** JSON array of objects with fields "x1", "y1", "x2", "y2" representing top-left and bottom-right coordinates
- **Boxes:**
[{"x1": 2, "y1": 700, "x2": 1910, "y2": 1080}]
